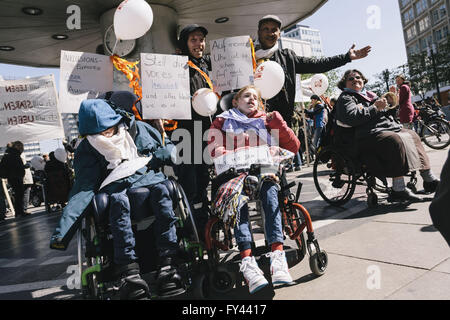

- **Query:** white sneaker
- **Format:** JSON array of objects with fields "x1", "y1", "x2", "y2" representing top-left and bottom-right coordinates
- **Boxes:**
[
  {"x1": 239, "y1": 256, "x2": 269, "y2": 294},
  {"x1": 268, "y1": 250, "x2": 294, "y2": 285}
]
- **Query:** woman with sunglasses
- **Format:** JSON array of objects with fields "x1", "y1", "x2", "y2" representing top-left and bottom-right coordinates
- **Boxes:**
[{"x1": 334, "y1": 69, "x2": 439, "y2": 201}]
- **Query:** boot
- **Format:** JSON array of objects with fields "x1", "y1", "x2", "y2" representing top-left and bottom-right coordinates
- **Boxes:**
[
  {"x1": 115, "y1": 262, "x2": 150, "y2": 300},
  {"x1": 156, "y1": 256, "x2": 186, "y2": 298}
]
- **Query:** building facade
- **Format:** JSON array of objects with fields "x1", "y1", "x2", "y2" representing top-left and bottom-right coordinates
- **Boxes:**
[
  {"x1": 400, "y1": 0, "x2": 449, "y2": 57},
  {"x1": 282, "y1": 24, "x2": 324, "y2": 57},
  {"x1": 399, "y1": 0, "x2": 450, "y2": 104}
]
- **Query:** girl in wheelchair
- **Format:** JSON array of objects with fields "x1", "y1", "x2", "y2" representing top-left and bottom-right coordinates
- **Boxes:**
[
  {"x1": 50, "y1": 98, "x2": 184, "y2": 299},
  {"x1": 207, "y1": 85, "x2": 300, "y2": 294}
]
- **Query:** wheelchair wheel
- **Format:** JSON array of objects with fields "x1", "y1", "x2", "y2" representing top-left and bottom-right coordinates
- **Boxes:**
[
  {"x1": 80, "y1": 215, "x2": 103, "y2": 300},
  {"x1": 191, "y1": 273, "x2": 210, "y2": 299},
  {"x1": 283, "y1": 203, "x2": 308, "y2": 259},
  {"x1": 313, "y1": 147, "x2": 356, "y2": 206},
  {"x1": 309, "y1": 250, "x2": 328, "y2": 276},
  {"x1": 209, "y1": 266, "x2": 236, "y2": 294},
  {"x1": 367, "y1": 192, "x2": 378, "y2": 208}
]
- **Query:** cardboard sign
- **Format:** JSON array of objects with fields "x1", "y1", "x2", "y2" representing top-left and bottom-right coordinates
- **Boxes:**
[
  {"x1": 210, "y1": 36, "x2": 254, "y2": 94},
  {"x1": 0, "y1": 75, "x2": 64, "y2": 146},
  {"x1": 140, "y1": 53, "x2": 191, "y2": 119},
  {"x1": 59, "y1": 50, "x2": 113, "y2": 113}
]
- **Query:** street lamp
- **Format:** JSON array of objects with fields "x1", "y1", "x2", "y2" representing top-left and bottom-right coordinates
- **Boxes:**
[{"x1": 426, "y1": 42, "x2": 442, "y2": 105}]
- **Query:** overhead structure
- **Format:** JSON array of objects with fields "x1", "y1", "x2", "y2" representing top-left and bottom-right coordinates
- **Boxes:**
[{"x1": 0, "y1": 0, "x2": 327, "y2": 68}]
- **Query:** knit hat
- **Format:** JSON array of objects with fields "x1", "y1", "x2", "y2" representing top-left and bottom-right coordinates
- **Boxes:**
[
  {"x1": 178, "y1": 24, "x2": 208, "y2": 55},
  {"x1": 78, "y1": 99, "x2": 122, "y2": 136},
  {"x1": 97, "y1": 91, "x2": 142, "y2": 118},
  {"x1": 54, "y1": 148, "x2": 67, "y2": 163}
]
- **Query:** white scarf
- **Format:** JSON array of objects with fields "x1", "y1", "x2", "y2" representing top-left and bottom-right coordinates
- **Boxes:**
[
  {"x1": 254, "y1": 39, "x2": 279, "y2": 60},
  {"x1": 87, "y1": 123, "x2": 139, "y2": 169}
]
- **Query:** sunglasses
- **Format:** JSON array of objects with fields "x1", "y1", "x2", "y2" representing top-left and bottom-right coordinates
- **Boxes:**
[{"x1": 347, "y1": 75, "x2": 362, "y2": 81}]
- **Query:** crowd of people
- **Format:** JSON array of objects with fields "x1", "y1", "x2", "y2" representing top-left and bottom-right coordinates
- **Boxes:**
[
  {"x1": 1, "y1": 14, "x2": 448, "y2": 300},
  {"x1": 0, "y1": 141, "x2": 74, "y2": 221}
]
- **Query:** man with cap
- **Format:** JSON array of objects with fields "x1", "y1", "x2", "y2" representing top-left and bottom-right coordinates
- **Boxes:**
[
  {"x1": 255, "y1": 15, "x2": 371, "y2": 127},
  {"x1": 50, "y1": 98, "x2": 185, "y2": 299},
  {"x1": 174, "y1": 24, "x2": 216, "y2": 240}
]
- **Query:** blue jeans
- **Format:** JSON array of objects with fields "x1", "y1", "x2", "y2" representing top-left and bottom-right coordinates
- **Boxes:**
[
  {"x1": 234, "y1": 181, "x2": 283, "y2": 251},
  {"x1": 109, "y1": 183, "x2": 178, "y2": 265},
  {"x1": 313, "y1": 126, "x2": 324, "y2": 149}
]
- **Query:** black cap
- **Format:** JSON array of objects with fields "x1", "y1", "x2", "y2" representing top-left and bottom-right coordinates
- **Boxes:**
[
  {"x1": 178, "y1": 24, "x2": 208, "y2": 55},
  {"x1": 258, "y1": 15, "x2": 282, "y2": 29},
  {"x1": 310, "y1": 94, "x2": 321, "y2": 101}
]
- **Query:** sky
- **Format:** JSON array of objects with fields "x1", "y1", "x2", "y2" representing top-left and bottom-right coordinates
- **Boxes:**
[
  {"x1": 0, "y1": 0, "x2": 408, "y2": 152},
  {"x1": 300, "y1": 0, "x2": 408, "y2": 82}
]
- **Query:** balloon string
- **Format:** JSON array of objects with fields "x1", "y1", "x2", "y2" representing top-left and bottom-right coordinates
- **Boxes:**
[{"x1": 112, "y1": 38, "x2": 119, "y2": 56}]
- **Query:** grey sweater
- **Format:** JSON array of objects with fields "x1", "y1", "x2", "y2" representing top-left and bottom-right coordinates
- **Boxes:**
[{"x1": 335, "y1": 91, "x2": 402, "y2": 140}]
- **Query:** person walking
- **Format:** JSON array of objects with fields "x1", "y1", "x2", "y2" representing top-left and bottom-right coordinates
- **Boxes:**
[
  {"x1": 395, "y1": 75, "x2": 415, "y2": 130},
  {"x1": 21, "y1": 153, "x2": 33, "y2": 215},
  {"x1": 305, "y1": 94, "x2": 328, "y2": 149},
  {"x1": 0, "y1": 141, "x2": 28, "y2": 218}
]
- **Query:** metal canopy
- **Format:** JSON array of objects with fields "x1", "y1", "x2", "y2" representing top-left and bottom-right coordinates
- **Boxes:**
[{"x1": 0, "y1": 0, "x2": 327, "y2": 68}]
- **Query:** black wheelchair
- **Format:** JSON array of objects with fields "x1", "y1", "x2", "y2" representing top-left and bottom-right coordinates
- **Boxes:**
[
  {"x1": 203, "y1": 159, "x2": 328, "y2": 295},
  {"x1": 313, "y1": 127, "x2": 418, "y2": 208},
  {"x1": 76, "y1": 176, "x2": 211, "y2": 300}
]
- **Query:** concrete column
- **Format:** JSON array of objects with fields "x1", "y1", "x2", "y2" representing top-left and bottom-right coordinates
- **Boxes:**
[{"x1": 99, "y1": 4, "x2": 179, "y2": 91}]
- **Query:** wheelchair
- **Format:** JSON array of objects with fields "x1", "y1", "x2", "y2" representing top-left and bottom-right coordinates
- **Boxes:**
[
  {"x1": 76, "y1": 176, "x2": 211, "y2": 300},
  {"x1": 313, "y1": 127, "x2": 418, "y2": 208},
  {"x1": 203, "y1": 156, "x2": 328, "y2": 294}
]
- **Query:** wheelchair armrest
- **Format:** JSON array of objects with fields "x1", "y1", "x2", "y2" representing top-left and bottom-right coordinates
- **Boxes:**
[{"x1": 91, "y1": 193, "x2": 110, "y2": 227}]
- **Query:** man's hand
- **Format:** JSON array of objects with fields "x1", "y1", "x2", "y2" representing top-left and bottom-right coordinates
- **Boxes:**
[
  {"x1": 349, "y1": 44, "x2": 371, "y2": 60},
  {"x1": 374, "y1": 98, "x2": 387, "y2": 111}
]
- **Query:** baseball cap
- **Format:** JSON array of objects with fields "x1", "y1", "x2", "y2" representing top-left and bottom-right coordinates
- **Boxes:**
[{"x1": 258, "y1": 15, "x2": 282, "y2": 29}]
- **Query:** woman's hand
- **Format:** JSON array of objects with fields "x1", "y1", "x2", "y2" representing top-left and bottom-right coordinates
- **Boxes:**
[
  {"x1": 266, "y1": 112, "x2": 273, "y2": 121},
  {"x1": 374, "y1": 98, "x2": 387, "y2": 111}
]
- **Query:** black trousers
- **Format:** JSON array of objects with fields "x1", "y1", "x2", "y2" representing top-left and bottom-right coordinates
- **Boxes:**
[{"x1": 8, "y1": 179, "x2": 24, "y2": 217}]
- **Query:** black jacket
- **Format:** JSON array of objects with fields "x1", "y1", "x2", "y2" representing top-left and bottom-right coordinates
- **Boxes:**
[
  {"x1": 0, "y1": 147, "x2": 25, "y2": 182},
  {"x1": 176, "y1": 55, "x2": 220, "y2": 163},
  {"x1": 265, "y1": 49, "x2": 351, "y2": 126}
]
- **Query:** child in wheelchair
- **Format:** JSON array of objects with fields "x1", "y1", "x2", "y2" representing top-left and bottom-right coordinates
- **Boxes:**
[
  {"x1": 207, "y1": 85, "x2": 300, "y2": 294},
  {"x1": 50, "y1": 98, "x2": 184, "y2": 299}
]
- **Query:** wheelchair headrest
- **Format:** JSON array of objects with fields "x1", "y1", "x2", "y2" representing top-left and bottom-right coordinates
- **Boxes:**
[{"x1": 218, "y1": 92, "x2": 237, "y2": 112}]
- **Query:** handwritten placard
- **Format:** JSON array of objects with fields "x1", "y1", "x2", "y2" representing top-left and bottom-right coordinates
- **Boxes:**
[
  {"x1": 210, "y1": 36, "x2": 254, "y2": 94},
  {"x1": 0, "y1": 75, "x2": 64, "y2": 146},
  {"x1": 58, "y1": 50, "x2": 113, "y2": 113},
  {"x1": 140, "y1": 53, "x2": 191, "y2": 119},
  {"x1": 213, "y1": 145, "x2": 273, "y2": 175}
]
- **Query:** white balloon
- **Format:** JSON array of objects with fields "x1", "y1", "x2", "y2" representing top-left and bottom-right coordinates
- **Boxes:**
[
  {"x1": 114, "y1": 0, "x2": 153, "y2": 40},
  {"x1": 310, "y1": 74, "x2": 329, "y2": 96},
  {"x1": 192, "y1": 88, "x2": 218, "y2": 117},
  {"x1": 253, "y1": 61, "x2": 285, "y2": 100}
]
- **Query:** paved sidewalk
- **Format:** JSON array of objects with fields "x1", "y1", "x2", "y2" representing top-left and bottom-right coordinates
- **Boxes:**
[{"x1": 272, "y1": 146, "x2": 450, "y2": 300}]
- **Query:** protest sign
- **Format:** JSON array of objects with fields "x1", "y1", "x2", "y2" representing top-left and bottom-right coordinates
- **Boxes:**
[
  {"x1": 59, "y1": 50, "x2": 113, "y2": 113},
  {"x1": 210, "y1": 36, "x2": 254, "y2": 94},
  {"x1": 0, "y1": 75, "x2": 64, "y2": 146},
  {"x1": 140, "y1": 53, "x2": 191, "y2": 119}
]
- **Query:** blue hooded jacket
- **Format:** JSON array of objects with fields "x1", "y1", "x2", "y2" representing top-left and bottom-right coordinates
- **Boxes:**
[{"x1": 50, "y1": 99, "x2": 176, "y2": 250}]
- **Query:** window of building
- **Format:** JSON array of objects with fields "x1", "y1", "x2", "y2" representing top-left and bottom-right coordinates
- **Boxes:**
[
  {"x1": 403, "y1": 7, "x2": 414, "y2": 24},
  {"x1": 406, "y1": 25, "x2": 417, "y2": 40},
  {"x1": 415, "y1": 0, "x2": 428, "y2": 16},
  {"x1": 418, "y1": 16, "x2": 430, "y2": 32},
  {"x1": 401, "y1": 0, "x2": 411, "y2": 8}
]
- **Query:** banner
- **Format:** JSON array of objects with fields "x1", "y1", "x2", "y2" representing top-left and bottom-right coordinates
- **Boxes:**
[
  {"x1": 59, "y1": 50, "x2": 113, "y2": 113},
  {"x1": 210, "y1": 36, "x2": 254, "y2": 94},
  {"x1": 140, "y1": 53, "x2": 191, "y2": 119},
  {"x1": 0, "y1": 75, "x2": 64, "y2": 146}
]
